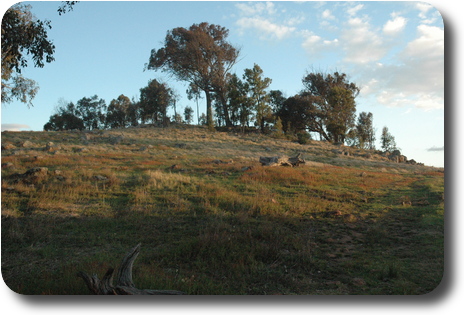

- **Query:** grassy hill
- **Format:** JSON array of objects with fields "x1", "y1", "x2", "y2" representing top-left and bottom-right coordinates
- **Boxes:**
[{"x1": 1, "y1": 125, "x2": 444, "y2": 294}]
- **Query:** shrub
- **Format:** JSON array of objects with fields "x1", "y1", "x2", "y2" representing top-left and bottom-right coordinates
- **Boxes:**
[{"x1": 297, "y1": 132, "x2": 311, "y2": 145}]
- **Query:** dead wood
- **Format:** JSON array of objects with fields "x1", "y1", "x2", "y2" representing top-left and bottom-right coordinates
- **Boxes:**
[
  {"x1": 259, "y1": 153, "x2": 305, "y2": 167},
  {"x1": 77, "y1": 244, "x2": 186, "y2": 295}
]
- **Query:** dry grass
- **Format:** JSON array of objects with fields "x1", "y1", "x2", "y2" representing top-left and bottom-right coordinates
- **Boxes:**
[{"x1": 1, "y1": 126, "x2": 444, "y2": 295}]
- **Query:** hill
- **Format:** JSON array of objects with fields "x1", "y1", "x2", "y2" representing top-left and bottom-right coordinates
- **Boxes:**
[{"x1": 1, "y1": 125, "x2": 444, "y2": 294}]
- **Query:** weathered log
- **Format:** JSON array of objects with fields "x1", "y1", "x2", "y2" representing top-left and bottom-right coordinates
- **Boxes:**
[
  {"x1": 78, "y1": 244, "x2": 186, "y2": 295},
  {"x1": 259, "y1": 153, "x2": 305, "y2": 167}
]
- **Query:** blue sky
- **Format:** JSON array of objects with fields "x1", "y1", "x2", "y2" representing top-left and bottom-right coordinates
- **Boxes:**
[{"x1": 1, "y1": 1, "x2": 444, "y2": 167}]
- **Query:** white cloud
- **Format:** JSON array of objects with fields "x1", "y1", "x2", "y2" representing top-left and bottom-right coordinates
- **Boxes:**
[
  {"x1": 322, "y1": 9, "x2": 335, "y2": 20},
  {"x1": 286, "y1": 15, "x2": 305, "y2": 26},
  {"x1": 347, "y1": 4, "x2": 364, "y2": 16},
  {"x1": 383, "y1": 15, "x2": 407, "y2": 35},
  {"x1": 415, "y1": 2, "x2": 439, "y2": 24},
  {"x1": 1, "y1": 124, "x2": 31, "y2": 131},
  {"x1": 235, "y1": 2, "x2": 276, "y2": 16},
  {"x1": 357, "y1": 24, "x2": 444, "y2": 111},
  {"x1": 415, "y1": 2, "x2": 433, "y2": 19},
  {"x1": 301, "y1": 29, "x2": 338, "y2": 56},
  {"x1": 236, "y1": 17, "x2": 296, "y2": 40},
  {"x1": 341, "y1": 17, "x2": 386, "y2": 64},
  {"x1": 427, "y1": 146, "x2": 444, "y2": 152}
]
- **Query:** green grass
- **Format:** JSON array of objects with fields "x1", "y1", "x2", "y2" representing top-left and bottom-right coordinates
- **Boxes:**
[{"x1": 1, "y1": 126, "x2": 444, "y2": 294}]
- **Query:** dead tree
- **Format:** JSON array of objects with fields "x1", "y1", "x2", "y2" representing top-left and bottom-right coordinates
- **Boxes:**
[
  {"x1": 259, "y1": 153, "x2": 305, "y2": 167},
  {"x1": 77, "y1": 244, "x2": 186, "y2": 295}
]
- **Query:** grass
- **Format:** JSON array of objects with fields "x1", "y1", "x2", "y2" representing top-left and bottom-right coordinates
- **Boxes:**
[{"x1": 1, "y1": 125, "x2": 444, "y2": 295}]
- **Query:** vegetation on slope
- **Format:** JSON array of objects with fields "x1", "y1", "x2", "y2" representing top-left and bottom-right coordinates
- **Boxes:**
[{"x1": 1, "y1": 126, "x2": 444, "y2": 294}]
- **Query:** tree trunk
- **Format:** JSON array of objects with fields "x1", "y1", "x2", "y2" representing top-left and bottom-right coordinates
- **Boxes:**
[
  {"x1": 77, "y1": 244, "x2": 186, "y2": 295},
  {"x1": 205, "y1": 90, "x2": 214, "y2": 130},
  {"x1": 259, "y1": 153, "x2": 305, "y2": 167}
]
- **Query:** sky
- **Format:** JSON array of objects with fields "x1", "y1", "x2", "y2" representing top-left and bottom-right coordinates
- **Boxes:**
[{"x1": 0, "y1": 1, "x2": 445, "y2": 167}]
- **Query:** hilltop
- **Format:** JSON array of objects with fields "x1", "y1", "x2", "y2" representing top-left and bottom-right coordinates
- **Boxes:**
[{"x1": 1, "y1": 125, "x2": 444, "y2": 294}]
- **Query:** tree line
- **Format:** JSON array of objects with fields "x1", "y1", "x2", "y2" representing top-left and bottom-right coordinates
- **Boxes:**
[{"x1": 2, "y1": 4, "x2": 398, "y2": 152}]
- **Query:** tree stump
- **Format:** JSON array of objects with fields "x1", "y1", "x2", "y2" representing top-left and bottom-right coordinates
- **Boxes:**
[
  {"x1": 77, "y1": 244, "x2": 186, "y2": 295},
  {"x1": 259, "y1": 153, "x2": 305, "y2": 167}
]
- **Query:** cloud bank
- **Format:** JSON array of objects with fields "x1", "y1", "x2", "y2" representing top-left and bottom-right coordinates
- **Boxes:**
[
  {"x1": 1, "y1": 124, "x2": 32, "y2": 131},
  {"x1": 233, "y1": 2, "x2": 444, "y2": 111}
]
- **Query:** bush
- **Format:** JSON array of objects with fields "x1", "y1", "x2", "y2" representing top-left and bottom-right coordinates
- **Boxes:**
[{"x1": 297, "y1": 132, "x2": 311, "y2": 145}]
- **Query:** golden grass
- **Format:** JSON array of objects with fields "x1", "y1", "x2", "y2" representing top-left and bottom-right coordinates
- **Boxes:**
[{"x1": 1, "y1": 126, "x2": 444, "y2": 295}]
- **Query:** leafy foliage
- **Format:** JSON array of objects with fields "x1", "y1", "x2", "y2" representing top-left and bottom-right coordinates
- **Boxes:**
[
  {"x1": 139, "y1": 79, "x2": 173, "y2": 126},
  {"x1": 243, "y1": 64, "x2": 273, "y2": 132},
  {"x1": 1, "y1": 4, "x2": 55, "y2": 106},
  {"x1": 147, "y1": 22, "x2": 240, "y2": 129},
  {"x1": 381, "y1": 126, "x2": 399, "y2": 152},
  {"x1": 301, "y1": 72, "x2": 359, "y2": 142}
]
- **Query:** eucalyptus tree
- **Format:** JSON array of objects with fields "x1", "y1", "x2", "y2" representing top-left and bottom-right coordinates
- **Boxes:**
[
  {"x1": 354, "y1": 112, "x2": 376, "y2": 150},
  {"x1": 243, "y1": 64, "x2": 272, "y2": 132},
  {"x1": 147, "y1": 22, "x2": 240, "y2": 129},
  {"x1": 1, "y1": 4, "x2": 55, "y2": 107},
  {"x1": 106, "y1": 95, "x2": 132, "y2": 129},
  {"x1": 381, "y1": 126, "x2": 398, "y2": 153},
  {"x1": 226, "y1": 73, "x2": 252, "y2": 129},
  {"x1": 139, "y1": 79, "x2": 174, "y2": 126},
  {"x1": 301, "y1": 71, "x2": 359, "y2": 143},
  {"x1": 76, "y1": 95, "x2": 107, "y2": 130}
]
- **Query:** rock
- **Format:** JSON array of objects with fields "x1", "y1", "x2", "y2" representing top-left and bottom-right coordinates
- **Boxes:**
[
  {"x1": 19, "y1": 140, "x2": 33, "y2": 148},
  {"x1": 1, "y1": 162, "x2": 14, "y2": 169},
  {"x1": 241, "y1": 166, "x2": 253, "y2": 172},
  {"x1": 81, "y1": 133, "x2": 93, "y2": 141},
  {"x1": 167, "y1": 164, "x2": 181, "y2": 171},
  {"x1": 25, "y1": 167, "x2": 49, "y2": 176},
  {"x1": 1, "y1": 143, "x2": 16, "y2": 150},
  {"x1": 391, "y1": 149, "x2": 402, "y2": 156},
  {"x1": 11, "y1": 167, "x2": 50, "y2": 184},
  {"x1": 44, "y1": 142, "x2": 60, "y2": 152},
  {"x1": 174, "y1": 143, "x2": 187, "y2": 149},
  {"x1": 352, "y1": 278, "x2": 366, "y2": 286},
  {"x1": 109, "y1": 135, "x2": 124, "y2": 145}
]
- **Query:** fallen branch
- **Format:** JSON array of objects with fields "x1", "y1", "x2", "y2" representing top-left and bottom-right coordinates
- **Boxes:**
[
  {"x1": 259, "y1": 153, "x2": 305, "y2": 167},
  {"x1": 77, "y1": 244, "x2": 186, "y2": 295}
]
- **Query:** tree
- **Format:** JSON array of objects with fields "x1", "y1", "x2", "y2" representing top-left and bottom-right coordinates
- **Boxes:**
[
  {"x1": 301, "y1": 71, "x2": 359, "y2": 143},
  {"x1": 184, "y1": 106, "x2": 194, "y2": 124},
  {"x1": 147, "y1": 22, "x2": 240, "y2": 129},
  {"x1": 354, "y1": 112, "x2": 376, "y2": 149},
  {"x1": 381, "y1": 126, "x2": 398, "y2": 152},
  {"x1": 43, "y1": 100, "x2": 84, "y2": 131},
  {"x1": 325, "y1": 86, "x2": 357, "y2": 143},
  {"x1": 277, "y1": 95, "x2": 313, "y2": 134},
  {"x1": 76, "y1": 95, "x2": 107, "y2": 130},
  {"x1": 1, "y1": 4, "x2": 55, "y2": 107},
  {"x1": 243, "y1": 64, "x2": 272, "y2": 132},
  {"x1": 226, "y1": 73, "x2": 253, "y2": 129},
  {"x1": 186, "y1": 83, "x2": 202, "y2": 125},
  {"x1": 106, "y1": 95, "x2": 132, "y2": 129},
  {"x1": 269, "y1": 90, "x2": 286, "y2": 114},
  {"x1": 139, "y1": 79, "x2": 173, "y2": 126}
]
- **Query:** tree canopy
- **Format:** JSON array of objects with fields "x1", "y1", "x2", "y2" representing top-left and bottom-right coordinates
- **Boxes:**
[
  {"x1": 1, "y1": 4, "x2": 55, "y2": 107},
  {"x1": 300, "y1": 71, "x2": 359, "y2": 142},
  {"x1": 147, "y1": 22, "x2": 240, "y2": 129}
]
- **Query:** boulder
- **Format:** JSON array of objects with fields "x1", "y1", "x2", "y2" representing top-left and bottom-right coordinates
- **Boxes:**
[
  {"x1": 19, "y1": 140, "x2": 33, "y2": 148},
  {"x1": 1, "y1": 143, "x2": 16, "y2": 150}
]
